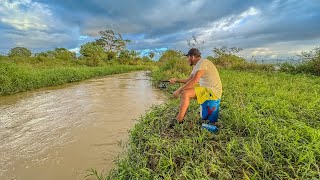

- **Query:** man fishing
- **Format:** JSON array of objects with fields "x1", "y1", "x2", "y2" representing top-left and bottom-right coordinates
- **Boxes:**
[{"x1": 168, "y1": 48, "x2": 222, "y2": 127}]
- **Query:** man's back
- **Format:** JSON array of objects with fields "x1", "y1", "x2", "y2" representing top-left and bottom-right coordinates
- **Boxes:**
[{"x1": 191, "y1": 59, "x2": 222, "y2": 99}]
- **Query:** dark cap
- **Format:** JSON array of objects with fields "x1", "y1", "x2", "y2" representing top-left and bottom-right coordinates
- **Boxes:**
[{"x1": 185, "y1": 48, "x2": 201, "y2": 56}]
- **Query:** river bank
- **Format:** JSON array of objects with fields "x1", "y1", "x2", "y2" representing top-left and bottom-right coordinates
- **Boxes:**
[
  {"x1": 0, "y1": 62, "x2": 150, "y2": 96},
  {"x1": 101, "y1": 69, "x2": 320, "y2": 179}
]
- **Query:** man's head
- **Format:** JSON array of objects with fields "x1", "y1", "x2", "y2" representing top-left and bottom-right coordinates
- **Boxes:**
[{"x1": 185, "y1": 48, "x2": 201, "y2": 66}]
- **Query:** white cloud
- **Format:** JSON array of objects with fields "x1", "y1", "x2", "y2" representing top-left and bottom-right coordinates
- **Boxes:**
[
  {"x1": 0, "y1": 0, "x2": 53, "y2": 31},
  {"x1": 169, "y1": 6, "x2": 262, "y2": 55},
  {"x1": 251, "y1": 48, "x2": 277, "y2": 56},
  {"x1": 237, "y1": 39, "x2": 320, "y2": 60},
  {"x1": 196, "y1": 7, "x2": 260, "y2": 38}
]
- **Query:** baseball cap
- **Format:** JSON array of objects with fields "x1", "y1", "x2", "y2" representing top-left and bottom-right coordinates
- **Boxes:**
[{"x1": 185, "y1": 48, "x2": 201, "y2": 56}]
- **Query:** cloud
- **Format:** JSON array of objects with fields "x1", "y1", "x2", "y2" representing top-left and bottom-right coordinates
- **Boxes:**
[
  {"x1": 249, "y1": 47, "x2": 278, "y2": 57},
  {"x1": 0, "y1": 0, "x2": 86, "y2": 53},
  {"x1": 0, "y1": 0, "x2": 52, "y2": 31},
  {"x1": 173, "y1": 0, "x2": 320, "y2": 58},
  {"x1": 0, "y1": 0, "x2": 319, "y2": 59}
]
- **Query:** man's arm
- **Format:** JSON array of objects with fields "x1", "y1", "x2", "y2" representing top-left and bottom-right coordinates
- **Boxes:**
[
  {"x1": 173, "y1": 70, "x2": 205, "y2": 97},
  {"x1": 169, "y1": 74, "x2": 193, "y2": 84}
]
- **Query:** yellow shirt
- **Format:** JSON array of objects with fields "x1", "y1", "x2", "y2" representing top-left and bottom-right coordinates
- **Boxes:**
[{"x1": 191, "y1": 59, "x2": 222, "y2": 99}]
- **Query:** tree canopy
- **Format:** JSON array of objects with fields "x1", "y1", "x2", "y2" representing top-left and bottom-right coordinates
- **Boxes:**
[
  {"x1": 95, "y1": 29, "x2": 131, "y2": 53},
  {"x1": 8, "y1": 47, "x2": 32, "y2": 57}
]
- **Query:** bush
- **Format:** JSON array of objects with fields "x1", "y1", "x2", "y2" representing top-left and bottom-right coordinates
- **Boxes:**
[
  {"x1": 105, "y1": 51, "x2": 117, "y2": 61},
  {"x1": 53, "y1": 48, "x2": 77, "y2": 61},
  {"x1": 153, "y1": 51, "x2": 191, "y2": 81},
  {"x1": 8, "y1": 47, "x2": 32, "y2": 57},
  {"x1": 80, "y1": 42, "x2": 105, "y2": 66},
  {"x1": 208, "y1": 54, "x2": 246, "y2": 68},
  {"x1": 280, "y1": 62, "x2": 296, "y2": 73},
  {"x1": 297, "y1": 48, "x2": 320, "y2": 75},
  {"x1": 232, "y1": 62, "x2": 275, "y2": 71},
  {"x1": 279, "y1": 47, "x2": 320, "y2": 76},
  {"x1": 158, "y1": 50, "x2": 184, "y2": 63}
]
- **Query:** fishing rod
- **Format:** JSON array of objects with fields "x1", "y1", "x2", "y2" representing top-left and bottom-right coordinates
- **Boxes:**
[
  {"x1": 158, "y1": 80, "x2": 184, "y2": 89},
  {"x1": 118, "y1": 78, "x2": 167, "y2": 81},
  {"x1": 117, "y1": 78, "x2": 182, "y2": 89}
]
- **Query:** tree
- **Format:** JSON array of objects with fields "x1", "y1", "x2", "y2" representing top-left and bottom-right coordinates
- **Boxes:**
[
  {"x1": 212, "y1": 46, "x2": 243, "y2": 57},
  {"x1": 299, "y1": 47, "x2": 320, "y2": 62},
  {"x1": 95, "y1": 29, "x2": 131, "y2": 53},
  {"x1": 80, "y1": 42, "x2": 106, "y2": 66},
  {"x1": 53, "y1": 48, "x2": 76, "y2": 60},
  {"x1": 34, "y1": 48, "x2": 76, "y2": 61},
  {"x1": 298, "y1": 47, "x2": 320, "y2": 75},
  {"x1": 117, "y1": 50, "x2": 131, "y2": 64},
  {"x1": 210, "y1": 46, "x2": 245, "y2": 68},
  {"x1": 8, "y1": 47, "x2": 32, "y2": 57},
  {"x1": 34, "y1": 50, "x2": 57, "y2": 58},
  {"x1": 187, "y1": 35, "x2": 204, "y2": 51},
  {"x1": 158, "y1": 50, "x2": 184, "y2": 63},
  {"x1": 117, "y1": 50, "x2": 139, "y2": 64}
]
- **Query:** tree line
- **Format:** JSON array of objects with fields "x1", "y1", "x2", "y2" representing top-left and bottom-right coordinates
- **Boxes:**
[{"x1": 1, "y1": 29, "x2": 156, "y2": 66}]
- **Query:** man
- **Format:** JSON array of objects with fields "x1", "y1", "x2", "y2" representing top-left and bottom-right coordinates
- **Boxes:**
[{"x1": 168, "y1": 48, "x2": 222, "y2": 127}]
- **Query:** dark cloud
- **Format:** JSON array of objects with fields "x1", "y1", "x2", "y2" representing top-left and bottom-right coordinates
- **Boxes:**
[
  {"x1": 0, "y1": 0, "x2": 319, "y2": 58},
  {"x1": 35, "y1": 0, "x2": 268, "y2": 36}
]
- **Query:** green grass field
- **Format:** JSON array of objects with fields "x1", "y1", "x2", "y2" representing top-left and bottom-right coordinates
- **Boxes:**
[{"x1": 101, "y1": 69, "x2": 320, "y2": 179}]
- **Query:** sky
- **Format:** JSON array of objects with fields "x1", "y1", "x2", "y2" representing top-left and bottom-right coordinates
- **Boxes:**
[{"x1": 0, "y1": 0, "x2": 320, "y2": 60}]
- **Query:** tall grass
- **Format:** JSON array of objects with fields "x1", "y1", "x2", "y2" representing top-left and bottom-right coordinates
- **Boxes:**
[
  {"x1": 97, "y1": 66, "x2": 320, "y2": 179},
  {"x1": 0, "y1": 61, "x2": 149, "y2": 95}
]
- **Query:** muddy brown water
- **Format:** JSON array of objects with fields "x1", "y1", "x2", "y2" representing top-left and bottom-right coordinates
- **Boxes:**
[{"x1": 0, "y1": 71, "x2": 166, "y2": 180}]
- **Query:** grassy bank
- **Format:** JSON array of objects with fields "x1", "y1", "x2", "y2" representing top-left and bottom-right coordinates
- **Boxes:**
[
  {"x1": 97, "y1": 69, "x2": 320, "y2": 179},
  {"x1": 0, "y1": 61, "x2": 149, "y2": 95}
]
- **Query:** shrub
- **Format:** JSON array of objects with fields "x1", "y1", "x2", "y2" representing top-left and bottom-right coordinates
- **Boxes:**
[
  {"x1": 153, "y1": 51, "x2": 191, "y2": 81},
  {"x1": 8, "y1": 47, "x2": 32, "y2": 57},
  {"x1": 80, "y1": 42, "x2": 105, "y2": 66},
  {"x1": 280, "y1": 62, "x2": 296, "y2": 73},
  {"x1": 209, "y1": 54, "x2": 246, "y2": 68},
  {"x1": 280, "y1": 47, "x2": 320, "y2": 76},
  {"x1": 158, "y1": 50, "x2": 184, "y2": 63},
  {"x1": 232, "y1": 62, "x2": 275, "y2": 71},
  {"x1": 53, "y1": 48, "x2": 77, "y2": 61},
  {"x1": 297, "y1": 47, "x2": 320, "y2": 75}
]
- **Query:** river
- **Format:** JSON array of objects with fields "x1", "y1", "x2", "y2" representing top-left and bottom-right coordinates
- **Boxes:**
[{"x1": 0, "y1": 71, "x2": 166, "y2": 180}]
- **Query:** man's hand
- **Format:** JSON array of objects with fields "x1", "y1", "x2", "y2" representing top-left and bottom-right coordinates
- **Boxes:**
[
  {"x1": 169, "y1": 78, "x2": 177, "y2": 84},
  {"x1": 173, "y1": 89, "x2": 181, "y2": 98}
]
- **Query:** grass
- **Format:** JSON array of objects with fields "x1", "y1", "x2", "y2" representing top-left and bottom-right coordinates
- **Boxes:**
[
  {"x1": 0, "y1": 61, "x2": 150, "y2": 95},
  {"x1": 92, "y1": 69, "x2": 320, "y2": 179}
]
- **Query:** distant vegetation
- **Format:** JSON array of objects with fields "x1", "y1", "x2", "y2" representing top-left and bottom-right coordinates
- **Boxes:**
[
  {"x1": 207, "y1": 46, "x2": 275, "y2": 72},
  {"x1": 207, "y1": 46, "x2": 320, "y2": 76},
  {"x1": 280, "y1": 47, "x2": 320, "y2": 76},
  {"x1": 0, "y1": 29, "x2": 158, "y2": 95},
  {"x1": 1, "y1": 34, "x2": 319, "y2": 96},
  {"x1": 1, "y1": 29, "x2": 155, "y2": 67}
]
